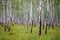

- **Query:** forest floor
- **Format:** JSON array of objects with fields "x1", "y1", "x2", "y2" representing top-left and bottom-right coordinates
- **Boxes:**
[{"x1": 0, "y1": 24, "x2": 60, "y2": 40}]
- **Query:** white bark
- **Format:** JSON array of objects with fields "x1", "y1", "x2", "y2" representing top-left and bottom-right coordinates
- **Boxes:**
[
  {"x1": 7, "y1": 0, "x2": 12, "y2": 22},
  {"x1": 30, "y1": 0, "x2": 32, "y2": 24},
  {"x1": 2, "y1": 0, "x2": 5, "y2": 24}
]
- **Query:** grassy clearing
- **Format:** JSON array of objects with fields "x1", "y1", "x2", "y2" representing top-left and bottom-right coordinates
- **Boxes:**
[{"x1": 0, "y1": 24, "x2": 60, "y2": 40}]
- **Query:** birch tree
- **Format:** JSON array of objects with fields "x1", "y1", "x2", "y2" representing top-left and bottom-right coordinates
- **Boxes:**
[
  {"x1": 6, "y1": 0, "x2": 12, "y2": 32},
  {"x1": 2, "y1": 0, "x2": 6, "y2": 31},
  {"x1": 39, "y1": 0, "x2": 42, "y2": 35},
  {"x1": 30, "y1": 0, "x2": 33, "y2": 33}
]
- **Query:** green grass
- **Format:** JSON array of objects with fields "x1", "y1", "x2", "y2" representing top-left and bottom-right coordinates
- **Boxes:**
[{"x1": 0, "y1": 24, "x2": 60, "y2": 40}]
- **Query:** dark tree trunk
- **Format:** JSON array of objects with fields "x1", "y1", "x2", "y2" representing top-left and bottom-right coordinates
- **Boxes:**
[
  {"x1": 45, "y1": 24, "x2": 47, "y2": 34},
  {"x1": 39, "y1": 20, "x2": 41, "y2": 35},
  {"x1": 30, "y1": 20, "x2": 33, "y2": 33},
  {"x1": 30, "y1": 26, "x2": 32, "y2": 33}
]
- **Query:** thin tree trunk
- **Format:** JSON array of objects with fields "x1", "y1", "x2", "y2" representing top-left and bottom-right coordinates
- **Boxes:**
[
  {"x1": 39, "y1": 0, "x2": 42, "y2": 35},
  {"x1": 45, "y1": 0, "x2": 49, "y2": 34},
  {"x1": 30, "y1": 0, "x2": 33, "y2": 33},
  {"x1": 2, "y1": 0, "x2": 6, "y2": 31},
  {"x1": 7, "y1": 0, "x2": 12, "y2": 32},
  {"x1": 39, "y1": 18, "x2": 41, "y2": 35},
  {"x1": 31, "y1": 20, "x2": 33, "y2": 33},
  {"x1": 45, "y1": 24, "x2": 47, "y2": 34}
]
